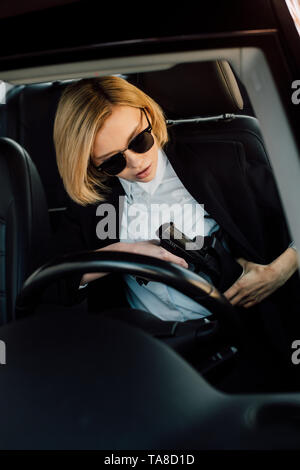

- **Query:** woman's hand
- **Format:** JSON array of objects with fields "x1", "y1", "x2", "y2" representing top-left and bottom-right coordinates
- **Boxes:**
[
  {"x1": 223, "y1": 247, "x2": 299, "y2": 308},
  {"x1": 80, "y1": 240, "x2": 188, "y2": 285},
  {"x1": 80, "y1": 241, "x2": 125, "y2": 284},
  {"x1": 122, "y1": 240, "x2": 189, "y2": 268}
]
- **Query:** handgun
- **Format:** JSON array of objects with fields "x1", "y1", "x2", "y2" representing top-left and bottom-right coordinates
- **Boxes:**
[{"x1": 156, "y1": 222, "x2": 221, "y2": 284}]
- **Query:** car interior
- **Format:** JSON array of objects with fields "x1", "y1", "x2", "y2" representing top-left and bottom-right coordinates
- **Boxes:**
[{"x1": 1, "y1": 49, "x2": 300, "y2": 449}]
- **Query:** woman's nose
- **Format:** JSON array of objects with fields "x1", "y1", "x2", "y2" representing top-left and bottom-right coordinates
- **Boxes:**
[{"x1": 123, "y1": 149, "x2": 143, "y2": 168}]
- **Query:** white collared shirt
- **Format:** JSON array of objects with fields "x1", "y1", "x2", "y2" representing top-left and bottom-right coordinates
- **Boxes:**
[{"x1": 117, "y1": 148, "x2": 221, "y2": 322}]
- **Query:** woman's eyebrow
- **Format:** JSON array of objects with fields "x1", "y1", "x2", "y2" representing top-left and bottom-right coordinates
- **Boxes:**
[{"x1": 95, "y1": 120, "x2": 141, "y2": 161}]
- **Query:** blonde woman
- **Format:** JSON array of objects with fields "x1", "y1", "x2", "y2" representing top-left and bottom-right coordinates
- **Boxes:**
[{"x1": 52, "y1": 75, "x2": 299, "y2": 327}]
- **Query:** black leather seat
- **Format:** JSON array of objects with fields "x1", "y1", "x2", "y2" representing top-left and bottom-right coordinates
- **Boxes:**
[
  {"x1": 128, "y1": 60, "x2": 271, "y2": 168},
  {"x1": 0, "y1": 138, "x2": 51, "y2": 324},
  {"x1": 0, "y1": 81, "x2": 71, "y2": 232}
]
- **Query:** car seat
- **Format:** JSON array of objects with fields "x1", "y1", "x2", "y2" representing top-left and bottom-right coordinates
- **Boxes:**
[{"x1": 0, "y1": 138, "x2": 51, "y2": 324}]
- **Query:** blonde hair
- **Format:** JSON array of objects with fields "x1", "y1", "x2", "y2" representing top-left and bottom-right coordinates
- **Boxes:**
[{"x1": 53, "y1": 76, "x2": 169, "y2": 206}]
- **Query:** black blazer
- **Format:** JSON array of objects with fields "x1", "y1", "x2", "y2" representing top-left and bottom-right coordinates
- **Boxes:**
[{"x1": 48, "y1": 124, "x2": 300, "y2": 323}]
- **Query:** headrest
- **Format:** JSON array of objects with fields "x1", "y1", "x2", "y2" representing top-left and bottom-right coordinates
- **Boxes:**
[
  {"x1": 5, "y1": 81, "x2": 70, "y2": 210},
  {"x1": 131, "y1": 60, "x2": 244, "y2": 119}
]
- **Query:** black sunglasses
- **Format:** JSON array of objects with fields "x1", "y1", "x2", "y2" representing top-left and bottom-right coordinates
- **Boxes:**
[{"x1": 93, "y1": 108, "x2": 154, "y2": 176}]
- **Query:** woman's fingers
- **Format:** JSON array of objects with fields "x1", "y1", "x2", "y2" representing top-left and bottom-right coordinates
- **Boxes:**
[
  {"x1": 225, "y1": 279, "x2": 271, "y2": 307},
  {"x1": 177, "y1": 258, "x2": 189, "y2": 268},
  {"x1": 224, "y1": 258, "x2": 287, "y2": 308},
  {"x1": 130, "y1": 241, "x2": 189, "y2": 269},
  {"x1": 223, "y1": 283, "x2": 240, "y2": 302},
  {"x1": 171, "y1": 254, "x2": 189, "y2": 268},
  {"x1": 242, "y1": 300, "x2": 257, "y2": 309},
  {"x1": 224, "y1": 277, "x2": 259, "y2": 306},
  {"x1": 225, "y1": 283, "x2": 262, "y2": 306},
  {"x1": 161, "y1": 248, "x2": 188, "y2": 268}
]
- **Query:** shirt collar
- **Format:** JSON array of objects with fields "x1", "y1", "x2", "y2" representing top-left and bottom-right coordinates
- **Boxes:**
[{"x1": 118, "y1": 148, "x2": 168, "y2": 197}]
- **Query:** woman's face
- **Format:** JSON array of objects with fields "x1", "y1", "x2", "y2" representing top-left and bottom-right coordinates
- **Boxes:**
[{"x1": 91, "y1": 105, "x2": 159, "y2": 182}]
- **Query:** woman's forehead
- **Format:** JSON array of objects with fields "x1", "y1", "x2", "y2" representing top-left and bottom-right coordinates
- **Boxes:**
[
  {"x1": 102, "y1": 105, "x2": 140, "y2": 134},
  {"x1": 93, "y1": 106, "x2": 142, "y2": 157}
]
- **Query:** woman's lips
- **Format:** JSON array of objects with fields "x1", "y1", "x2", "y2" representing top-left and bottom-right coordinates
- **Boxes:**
[{"x1": 136, "y1": 163, "x2": 152, "y2": 179}]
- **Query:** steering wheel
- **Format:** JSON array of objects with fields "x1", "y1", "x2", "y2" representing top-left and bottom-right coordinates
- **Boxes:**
[
  {"x1": 5, "y1": 250, "x2": 299, "y2": 449},
  {"x1": 15, "y1": 250, "x2": 244, "y2": 342}
]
